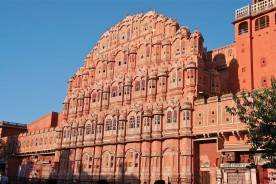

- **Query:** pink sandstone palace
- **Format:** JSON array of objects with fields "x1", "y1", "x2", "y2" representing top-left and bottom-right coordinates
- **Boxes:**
[{"x1": 1, "y1": 0, "x2": 276, "y2": 183}]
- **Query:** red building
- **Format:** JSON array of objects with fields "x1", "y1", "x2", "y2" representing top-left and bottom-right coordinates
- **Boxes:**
[{"x1": 1, "y1": 0, "x2": 275, "y2": 183}]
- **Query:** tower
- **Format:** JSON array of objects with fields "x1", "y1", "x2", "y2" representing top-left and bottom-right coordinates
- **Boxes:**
[{"x1": 234, "y1": 0, "x2": 276, "y2": 91}]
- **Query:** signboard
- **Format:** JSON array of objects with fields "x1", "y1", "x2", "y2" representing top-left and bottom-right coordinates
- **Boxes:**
[{"x1": 220, "y1": 163, "x2": 250, "y2": 168}]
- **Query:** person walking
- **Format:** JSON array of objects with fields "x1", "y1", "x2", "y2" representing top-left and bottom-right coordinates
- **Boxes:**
[{"x1": 0, "y1": 170, "x2": 8, "y2": 184}]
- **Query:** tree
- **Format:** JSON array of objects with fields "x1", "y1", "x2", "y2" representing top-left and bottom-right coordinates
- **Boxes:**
[{"x1": 226, "y1": 78, "x2": 276, "y2": 168}]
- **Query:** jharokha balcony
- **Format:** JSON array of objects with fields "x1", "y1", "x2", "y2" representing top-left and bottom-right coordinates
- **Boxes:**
[{"x1": 235, "y1": 0, "x2": 276, "y2": 20}]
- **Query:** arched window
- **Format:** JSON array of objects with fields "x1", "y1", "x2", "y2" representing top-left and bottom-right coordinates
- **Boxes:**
[
  {"x1": 183, "y1": 111, "x2": 190, "y2": 121},
  {"x1": 255, "y1": 15, "x2": 269, "y2": 31},
  {"x1": 111, "y1": 86, "x2": 117, "y2": 97},
  {"x1": 135, "y1": 81, "x2": 140, "y2": 91},
  {"x1": 105, "y1": 119, "x2": 112, "y2": 131},
  {"x1": 238, "y1": 21, "x2": 248, "y2": 35},
  {"x1": 155, "y1": 115, "x2": 161, "y2": 124},
  {"x1": 126, "y1": 151, "x2": 139, "y2": 168},
  {"x1": 129, "y1": 116, "x2": 136, "y2": 128},
  {"x1": 143, "y1": 117, "x2": 151, "y2": 126},
  {"x1": 85, "y1": 124, "x2": 92, "y2": 135},
  {"x1": 167, "y1": 111, "x2": 172, "y2": 123}
]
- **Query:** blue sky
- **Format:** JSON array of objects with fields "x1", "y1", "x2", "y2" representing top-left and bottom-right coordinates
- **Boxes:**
[{"x1": 0, "y1": 0, "x2": 248, "y2": 124}]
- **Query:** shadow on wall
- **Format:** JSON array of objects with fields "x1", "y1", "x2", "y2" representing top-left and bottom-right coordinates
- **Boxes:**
[
  {"x1": 213, "y1": 53, "x2": 240, "y2": 94},
  {"x1": 44, "y1": 150, "x2": 142, "y2": 184},
  {"x1": 228, "y1": 58, "x2": 239, "y2": 93}
]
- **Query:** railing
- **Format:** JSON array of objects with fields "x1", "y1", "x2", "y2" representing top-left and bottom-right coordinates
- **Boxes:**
[
  {"x1": 235, "y1": 0, "x2": 276, "y2": 20},
  {"x1": 235, "y1": 5, "x2": 250, "y2": 20}
]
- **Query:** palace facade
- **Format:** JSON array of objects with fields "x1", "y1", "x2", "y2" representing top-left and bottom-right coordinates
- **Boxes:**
[{"x1": 1, "y1": 0, "x2": 276, "y2": 183}]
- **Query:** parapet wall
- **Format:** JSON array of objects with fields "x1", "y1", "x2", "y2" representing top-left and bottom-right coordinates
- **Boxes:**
[
  {"x1": 193, "y1": 93, "x2": 246, "y2": 135},
  {"x1": 27, "y1": 112, "x2": 59, "y2": 132}
]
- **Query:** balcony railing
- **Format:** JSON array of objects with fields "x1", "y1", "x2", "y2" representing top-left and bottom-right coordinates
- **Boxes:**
[{"x1": 235, "y1": 0, "x2": 276, "y2": 20}]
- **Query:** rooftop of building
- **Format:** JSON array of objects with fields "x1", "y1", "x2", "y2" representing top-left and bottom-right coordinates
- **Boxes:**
[
  {"x1": 0, "y1": 121, "x2": 27, "y2": 129},
  {"x1": 235, "y1": 0, "x2": 276, "y2": 21}
]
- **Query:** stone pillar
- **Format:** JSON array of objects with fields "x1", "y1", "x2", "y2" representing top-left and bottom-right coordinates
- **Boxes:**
[
  {"x1": 128, "y1": 47, "x2": 137, "y2": 70},
  {"x1": 140, "y1": 141, "x2": 151, "y2": 184},
  {"x1": 184, "y1": 62, "x2": 197, "y2": 102},
  {"x1": 123, "y1": 80, "x2": 132, "y2": 105},
  {"x1": 179, "y1": 102, "x2": 193, "y2": 183},
  {"x1": 74, "y1": 148, "x2": 83, "y2": 180},
  {"x1": 102, "y1": 86, "x2": 109, "y2": 110},
  {"x1": 77, "y1": 95, "x2": 84, "y2": 117},
  {"x1": 63, "y1": 96, "x2": 69, "y2": 120},
  {"x1": 179, "y1": 138, "x2": 193, "y2": 184},
  {"x1": 216, "y1": 169, "x2": 222, "y2": 184},
  {"x1": 250, "y1": 168, "x2": 257, "y2": 184},
  {"x1": 156, "y1": 72, "x2": 167, "y2": 101},
  {"x1": 147, "y1": 73, "x2": 157, "y2": 102},
  {"x1": 150, "y1": 141, "x2": 162, "y2": 183},
  {"x1": 94, "y1": 146, "x2": 102, "y2": 180},
  {"x1": 53, "y1": 150, "x2": 61, "y2": 179},
  {"x1": 115, "y1": 144, "x2": 125, "y2": 183},
  {"x1": 69, "y1": 97, "x2": 77, "y2": 119},
  {"x1": 83, "y1": 90, "x2": 91, "y2": 115},
  {"x1": 67, "y1": 149, "x2": 76, "y2": 180}
]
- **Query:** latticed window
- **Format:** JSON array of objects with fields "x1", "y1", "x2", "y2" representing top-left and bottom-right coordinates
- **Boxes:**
[
  {"x1": 78, "y1": 128, "x2": 83, "y2": 136},
  {"x1": 129, "y1": 116, "x2": 136, "y2": 128},
  {"x1": 149, "y1": 80, "x2": 156, "y2": 88},
  {"x1": 143, "y1": 117, "x2": 150, "y2": 127},
  {"x1": 155, "y1": 115, "x2": 161, "y2": 124},
  {"x1": 105, "y1": 119, "x2": 113, "y2": 131},
  {"x1": 255, "y1": 16, "x2": 269, "y2": 31},
  {"x1": 135, "y1": 81, "x2": 140, "y2": 91},
  {"x1": 183, "y1": 111, "x2": 189, "y2": 120},
  {"x1": 167, "y1": 111, "x2": 172, "y2": 123},
  {"x1": 238, "y1": 21, "x2": 248, "y2": 35},
  {"x1": 92, "y1": 94, "x2": 97, "y2": 103},
  {"x1": 85, "y1": 124, "x2": 92, "y2": 135},
  {"x1": 111, "y1": 87, "x2": 117, "y2": 97}
]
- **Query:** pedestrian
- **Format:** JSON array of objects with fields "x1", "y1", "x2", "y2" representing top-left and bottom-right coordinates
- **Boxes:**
[{"x1": 0, "y1": 170, "x2": 8, "y2": 184}]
